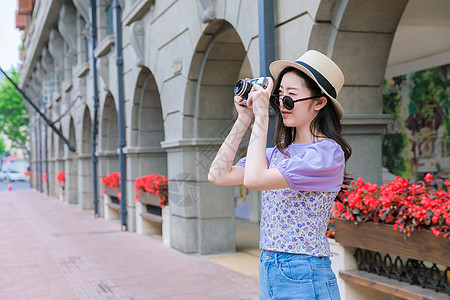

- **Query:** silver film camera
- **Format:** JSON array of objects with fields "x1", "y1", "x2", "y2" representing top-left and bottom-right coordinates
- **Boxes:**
[{"x1": 234, "y1": 77, "x2": 268, "y2": 106}]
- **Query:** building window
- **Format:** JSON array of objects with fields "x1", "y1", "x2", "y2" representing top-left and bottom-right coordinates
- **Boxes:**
[
  {"x1": 106, "y1": 1, "x2": 114, "y2": 35},
  {"x1": 84, "y1": 37, "x2": 89, "y2": 62},
  {"x1": 42, "y1": 73, "x2": 59, "y2": 104},
  {"x1": 82, "y1": 19, "x2": 89, "y2": 63}
]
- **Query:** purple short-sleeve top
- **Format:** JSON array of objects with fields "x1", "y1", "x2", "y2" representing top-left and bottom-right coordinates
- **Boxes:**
[{"x1": 235, "y1": 139, "x2": 345, "y2": 256}]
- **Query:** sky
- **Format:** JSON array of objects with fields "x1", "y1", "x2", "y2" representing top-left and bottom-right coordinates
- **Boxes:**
[
  {"x1": 0, "y1": 1, "x2": 21, "y2": 150},
  {"x1": 0, "y1": 1, "x2": 22, "y2": 73}
]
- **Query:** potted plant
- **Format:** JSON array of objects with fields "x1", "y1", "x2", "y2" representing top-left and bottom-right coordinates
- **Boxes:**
[
  {"x1": 56, "y1": 170, "x2": 65, "y2": 202},
  {"x1": 23, "y1": 170, "x2": 30, "y2": 182},
  {"x1": 101, "y1": 172, "x2": 121, "y2": 199},
  {"x1": 134, "y1": 173, "x2": 170, "y2": 244},
  {"x1": 101, "y1": 172, "x2": 121, "y2": 220},
  {"x1": 331, "y1": 173, "x2": 450, "y2": 266},
  {"x1": 134, "y1": 173, "x2": 169, "y2": 208}
]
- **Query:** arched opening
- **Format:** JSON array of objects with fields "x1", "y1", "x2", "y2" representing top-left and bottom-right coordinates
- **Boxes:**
[
  {"x1": 194, "y1": 21, "x2": 259, "y2": 253},
  {"x1": 101, "y1": 93, "x2": 118, "y2": 153},
  {"x1": 131, "y1": 69, "x2": 165, "y2": 148},
  {"x1": 129, "y1": 67, "x2": 167, "y2": 234},
  {"x1": 98, "y1": 93, "x2": 119, "y2": 217},
  {"x1": 57, "y1": 125, "x2": 65, "y2": 198},
  {"x1": 78, "y1": 107, "x2": 94, "y2": 210},
  {"x1": 49, "y1": 133, "x2": 56, "y2": 197},
  {"x1": 310, "y1": 0, "x2": 410, "y2": 184},
  {"x1": 82, "y1": 107, "x2": 92, "y2": 154},
  {"x1": 170, "y1": 20, "x2": 257, "y2": 254},
  {"x1": 65, "y1": 117, "x2": 78, "y2": 204},
  {"x1": 383, "y1": 0, "x2": 450, "y2": 181},
  {"x1": 193, "y1": 22, "x2": 246, "y2": 139}
]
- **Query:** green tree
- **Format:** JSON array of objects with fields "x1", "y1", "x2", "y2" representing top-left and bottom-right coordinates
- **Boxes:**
[
  {"x1": 0, "y1": 68, "x2": 29, "y2": 151},
  {"x1": 406, "y1": 65, "x2": 450, "y2": 176},
  {"x1": 407, "y1": 65, "x2": 450, "y2": 143},
  {"x1": 0, "y1": 136, "x2": 7, "y2": 154},
  {"x1": 382, "y1": 76, "x2": 407, "y2": 176}
]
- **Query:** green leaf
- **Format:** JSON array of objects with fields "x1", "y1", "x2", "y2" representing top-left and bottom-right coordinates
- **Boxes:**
[{"x1": 0, "y1": 67, "x2": 29, "y2": 151}]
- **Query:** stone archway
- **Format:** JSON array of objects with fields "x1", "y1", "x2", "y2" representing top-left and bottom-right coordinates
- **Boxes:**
[
  {"x1": 130, "y1": 68, "x2": 165, "y2": 150},
  {"x1": 65, "y1": 117, "x2": 78, "y2": 204},
  {"x1": 57, "y1": 126, "x2": 65, "y2": 195},
  {"x1": 167, "y1": 20, "x2": 251, "y2": 254},
  {"x1": 98, "y1": 93, "x2": 119, "y2": 200},
  {"x1": 49, "y1": 133, "x2": 56, "y2": 197},
  {"x1": 309, "y1": 0, "x2": 409, "y2": 183},
  {"x1": 77, "y1": 107, "x2": 93, "y2": 210},
  {"x1": 127, "y1": 67, "x2": 167, "y2": 232}
]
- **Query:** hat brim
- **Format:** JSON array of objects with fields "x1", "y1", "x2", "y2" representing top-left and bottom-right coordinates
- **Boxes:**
[{"x1": 269, "y1": 60, "x2": 344, "y2": 120}]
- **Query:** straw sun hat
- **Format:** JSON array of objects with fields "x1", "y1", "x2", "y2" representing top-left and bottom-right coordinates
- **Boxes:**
[{"x1": 269, "y1": 50, "x2": 345, "y2": 119}]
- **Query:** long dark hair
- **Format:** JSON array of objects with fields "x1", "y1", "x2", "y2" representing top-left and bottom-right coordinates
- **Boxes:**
[{"x1": 270, "y1": 67, "x2": 352, "y2": 188}]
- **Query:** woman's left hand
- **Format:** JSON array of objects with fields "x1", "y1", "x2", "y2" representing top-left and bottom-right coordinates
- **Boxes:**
[{"x1": 246, "y1": 77, "x2": 273, "y2": 117}]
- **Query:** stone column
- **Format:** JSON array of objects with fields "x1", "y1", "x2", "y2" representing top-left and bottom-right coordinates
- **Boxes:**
[
  {"x1": 58, "y1": 2, "x2": 77, "y2": 81},
  {"x1": 56, "y1": 158, "x2": 65, "y2": 201},
  {"x1": 97, "y1": 151, "x2": 120, "y2": 217},
  {"x1": 77, "y1": 154, "x2": 93, "y2": 210},
  {"x1": 125, "y1": 147, "x2": 168, "y2": 232},
  {"x1": 48, "y1": 28, "x2": 64, "y2": 87},
  {"x1": 64, "y1": 156, "x2": 78, "y2": 204},
  {"x1": 48, "y1": 158, "x2": 57, "y2": 197},
  {"x1": 162, "y1": 139, "x2": 235, "y2": 254}
]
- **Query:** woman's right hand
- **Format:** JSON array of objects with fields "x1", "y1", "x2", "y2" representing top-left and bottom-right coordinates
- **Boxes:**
[{"x1": 234, "y1": 95, "x2": 253, "y2": 120}]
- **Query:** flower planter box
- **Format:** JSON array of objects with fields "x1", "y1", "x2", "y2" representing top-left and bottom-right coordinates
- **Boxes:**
[
  {"x1": 103, "y1": 187, "x2": 120, "y2": 220},
  {"x1": 333, "y1": 218, "x2": 450, "y2": 267},
  {"x1": 58, "y1": 187, "x2": 65, "y2": 202},
  {"x1": 104, "y1": 187, "x2": 119, "y2": 198},
  {"x1": 138, "y1": 192, "x2": 161, "y2": 207},
  {"x1": 135, "y1": 192, "x2": 170, "y2": 246}
]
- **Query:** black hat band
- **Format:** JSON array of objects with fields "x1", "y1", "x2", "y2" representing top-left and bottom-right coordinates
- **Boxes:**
[{"x1": 295, "y1": 61, "x2": 337, "y2": 99}]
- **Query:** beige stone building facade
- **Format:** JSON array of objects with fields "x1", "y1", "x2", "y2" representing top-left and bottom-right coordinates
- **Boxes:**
[{"x1": 18, "y1": 0, "x2": 450, "y2": 256}]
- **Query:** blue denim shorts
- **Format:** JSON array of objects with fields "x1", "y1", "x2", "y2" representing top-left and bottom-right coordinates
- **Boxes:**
[{"x1": 259, "y1": 250, "x2": 340, "y2": 300}]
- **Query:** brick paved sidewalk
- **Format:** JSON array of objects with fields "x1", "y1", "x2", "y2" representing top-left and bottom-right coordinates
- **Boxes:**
[{"x1": 0, "y1": 189, "x2": 259, "y2": 300}]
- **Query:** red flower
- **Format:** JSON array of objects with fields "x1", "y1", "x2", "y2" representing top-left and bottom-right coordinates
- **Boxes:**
[
  {"x1": 424, "y1": 173, "x2": 434, "y2": 182},
  {"x1": 330, "y1": 174, "x2": 450, "y2": 240},
  {"x1": 101, "y1": 172, "x2": 120, "y2": 189},
  {"x1": 56, "y1": 170, "x2": 65, "y2": 183},
  {"x1": 23, "y1": 170, "x2": 30, "y2": 176},
  {"x1": 42, "y1": 173, "x2": 48, "y2": 180},
  {"x1": 431, "y1": 227, "x2": 440, "y2": 237},
  {"x1": 134, "y1": 173, "x2": 169, "y2": 207}
]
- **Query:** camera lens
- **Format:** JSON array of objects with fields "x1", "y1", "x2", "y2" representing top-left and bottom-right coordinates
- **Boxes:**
[
  {"x1": 234, "y1": 79, "x2": 246, "y2": 96},
  {"x1": 234, "y1": 79, "x2": 251, "y2": 99}
]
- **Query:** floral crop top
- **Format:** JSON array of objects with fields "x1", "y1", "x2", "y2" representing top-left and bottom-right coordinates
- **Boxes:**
[{"x1": 235, "y1": 139, "x2": 345, "y2": 256}]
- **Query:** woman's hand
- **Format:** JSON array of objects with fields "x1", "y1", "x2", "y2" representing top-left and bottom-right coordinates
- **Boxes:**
[
  {"x1": 234, "y1": 95, "x2": 253, "y2": 120},
  {"x1": 246, "y1": 77, "x2": 274, "y2": 117}
]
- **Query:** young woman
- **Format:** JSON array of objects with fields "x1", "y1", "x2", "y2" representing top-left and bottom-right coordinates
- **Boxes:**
[{"x1": 208, "y1": 50, "x2": 351, "y2": 299}]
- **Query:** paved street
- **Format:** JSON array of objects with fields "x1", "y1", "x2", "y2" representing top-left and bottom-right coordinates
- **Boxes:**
[
  {"x1": 0, "y1": 180, "x2": 30, "y2": 191},
  {"x1": 0, "y1": 189, "x2": 259, "y2": 300}
]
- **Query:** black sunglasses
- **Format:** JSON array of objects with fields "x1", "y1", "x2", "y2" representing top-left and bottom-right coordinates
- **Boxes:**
[{"x1": 270, "y1": 94, "x2": 323, "y2": 110}]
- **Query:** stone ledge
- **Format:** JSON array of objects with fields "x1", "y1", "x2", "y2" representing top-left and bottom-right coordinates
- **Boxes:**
[
  {"x1": 342, "y1": 113, "x2": 393, "y2": 125},
  {"x1": 94, "y1": 35, "x2": 115, "y2": 58},
  {"x1": 97, "y1": 150, "x2": 119, "y2": 157},
  {"x1": 124, "y1": 146, "x2": 167, "y2": 154},
  {"x1": 339, "y1": 269, "x2": 450, "y2": 300},
  {"x1": 161, "y1": 138, "x2": 224, "y2": 150},
  {"x1": 53, "y1": 92, "x2": 62, "y2": 102},
  {"x1": 123, "y1": 0, "x2": 154, "y2": 26},
  {"x1": 62, "y1": 79, "x2": 73, "y2": 92},
  {"x1": 342, "y1": 113, "x2": 394, "y2": 135},
  {"x1": 74, "y1": 62, "x2": 90, "y2": 78},
  {"x1": 77, "y1": 153, "x2": 92, "y2": 159}
]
